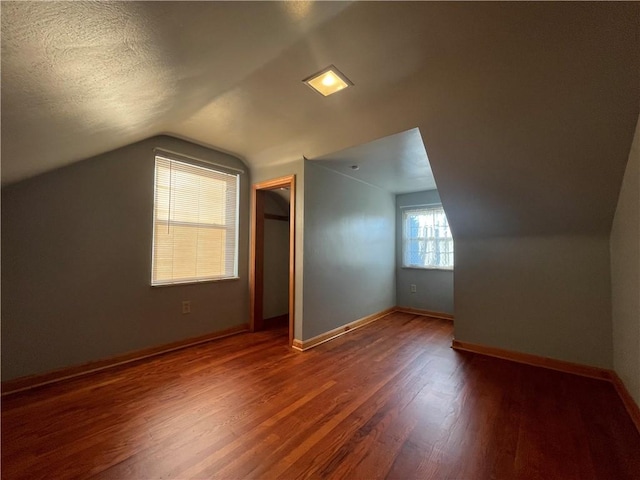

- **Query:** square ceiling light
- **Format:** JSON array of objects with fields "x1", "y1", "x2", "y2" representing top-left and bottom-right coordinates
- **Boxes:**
[{"x1": 303, "y1": 65, "x2": 353, "y2": 97}]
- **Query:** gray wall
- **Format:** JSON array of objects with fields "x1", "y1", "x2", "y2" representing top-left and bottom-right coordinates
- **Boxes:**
[
  {"x1": 454, "y1": 235, "x2": 613, "y2": 368},
  {"x1": 263, "y1": 191, "x2": 289, "y2": 319},
  {"x1": 396, "y1": 190, "x2": 454, "y2": 315},
  {"x1": 1, "y1": 135, "x2": 250, "y2": 381},
  {"x1": 611, "y1": 116, "x2": 640, "y2": 405},
  {"x1": 302, "y1": 161, "x2": 396, "y2": 340}
]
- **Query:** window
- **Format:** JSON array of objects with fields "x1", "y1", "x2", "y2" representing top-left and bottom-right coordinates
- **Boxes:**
[
  {"x1": 151, "y1": 155, "x2": 239, "y2": 285},
  {"x1": 402, "y1": 206, "x2": 454, "y2": 269}
]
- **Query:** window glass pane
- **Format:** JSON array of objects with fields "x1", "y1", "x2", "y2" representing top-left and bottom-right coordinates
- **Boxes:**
[{"x1": 402, "y1": 206, "x2": 454, "y2": 269}]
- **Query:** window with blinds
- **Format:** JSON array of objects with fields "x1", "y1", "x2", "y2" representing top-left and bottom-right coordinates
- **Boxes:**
[
  {"x1": 402, "y1": 206, "x2": 454, "y2": 270},
  {"x1": 151, "y1": 155, "x2": 239, "y2": 285}
]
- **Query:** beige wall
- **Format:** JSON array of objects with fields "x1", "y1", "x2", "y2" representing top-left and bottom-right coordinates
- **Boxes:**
[
  {"x1": 611, "y1": 116, "x2": 640, "y2": 405},
  {"x1": 1, "y1": 136, "x2": 250, "y2": 381}
]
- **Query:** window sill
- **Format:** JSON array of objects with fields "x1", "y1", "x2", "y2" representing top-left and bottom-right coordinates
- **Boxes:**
[
  {"x1": 401, "y1": 266, "x2": 454, "y2": 272},
  {"x1": 151, "y1": 277, "x2": 240, "y2": 287}
]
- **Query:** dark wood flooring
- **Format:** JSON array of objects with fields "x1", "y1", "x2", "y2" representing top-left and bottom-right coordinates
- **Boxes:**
[{"x1": 2, "y1": 312, "x2": 639, "y2": 479}]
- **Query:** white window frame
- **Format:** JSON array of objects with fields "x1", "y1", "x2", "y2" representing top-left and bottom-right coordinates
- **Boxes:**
[
  {"x1": 402, "y1": 205, "x2": 454, "y2": 270},
  {"x1": 151, "y1": 154, "x2": 240, "y2": 286}
]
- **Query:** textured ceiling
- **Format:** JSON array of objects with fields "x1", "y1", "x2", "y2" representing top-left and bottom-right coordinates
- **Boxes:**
[
  {"x1": 0, "y1": 1, "x2": 350, "y2": 184},
  {"x1": 2, "y1": 2, "x2": 639, "y2": 237}
]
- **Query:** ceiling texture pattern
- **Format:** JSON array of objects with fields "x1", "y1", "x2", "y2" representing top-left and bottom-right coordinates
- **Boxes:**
[{"x1": 2, "y1": 1, "x2": 639, "y2": 238}]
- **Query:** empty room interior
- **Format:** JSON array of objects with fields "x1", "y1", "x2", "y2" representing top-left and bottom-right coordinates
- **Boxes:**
[{"x1": 1, "y1": 2, "x2": 639, "y2": 479}]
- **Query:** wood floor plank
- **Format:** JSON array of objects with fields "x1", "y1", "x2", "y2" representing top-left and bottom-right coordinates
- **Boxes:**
[
  {"x1": 276, "y1": 349, "x2": 438, "y2": 479},
  {"x1": 3, "y1": 312, "x2": 639, "y2": 480}
]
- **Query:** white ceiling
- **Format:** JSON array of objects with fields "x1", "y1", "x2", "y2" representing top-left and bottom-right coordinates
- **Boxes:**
[
  {"x1": 311, "y1": 128, "x2": 435, "y2": 194},
  {"x1": 2, "y1": 2, "x2": 638, "y2": 237}
]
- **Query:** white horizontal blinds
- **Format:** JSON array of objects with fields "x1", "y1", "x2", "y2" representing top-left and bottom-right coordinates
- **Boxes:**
[
  {"x1": 152, "y1": 156, "x2": 239, "y2": 285},
  {"x1": 403, "y1": 207, "x2": 454, "y2": 269}
]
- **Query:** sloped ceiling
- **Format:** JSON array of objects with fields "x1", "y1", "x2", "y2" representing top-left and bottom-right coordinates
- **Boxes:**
[{"x1": 2, "y1": 2, "x2": 639, "y2": 238}]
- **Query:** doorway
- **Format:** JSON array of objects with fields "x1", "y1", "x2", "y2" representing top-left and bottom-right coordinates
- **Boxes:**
[{"x1": 250, "y1": 175, "x2": 296, "y2": 345}]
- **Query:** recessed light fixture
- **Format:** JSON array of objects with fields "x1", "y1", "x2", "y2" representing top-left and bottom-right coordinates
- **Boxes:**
[
  {"x1": 350, "y1": 165, "x2": 360, "y2": 170},
  {"x1": 303, "y1": 65, "x2": 353, "y2": 97}
]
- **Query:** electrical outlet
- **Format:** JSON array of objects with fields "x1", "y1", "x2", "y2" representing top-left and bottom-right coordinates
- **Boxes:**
[
  {"x1": 410, "y1": 284, "x2": 417, "y2": 293},
  {"x1": 182, "y1": 300, "x2": 191, "y2": 314}
]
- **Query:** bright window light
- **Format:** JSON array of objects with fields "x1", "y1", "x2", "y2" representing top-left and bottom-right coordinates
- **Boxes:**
[
  {"x1": 151, "y1": 155, "x2": 239, "y2": 285},
  {"x1": 402, "y1": 206, "x2": 454, "y2": 270}
]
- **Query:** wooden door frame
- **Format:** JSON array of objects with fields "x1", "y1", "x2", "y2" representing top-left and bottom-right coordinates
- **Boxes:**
[{"x1": 250, "y1": 175, "x2": 296, "y2": 346}]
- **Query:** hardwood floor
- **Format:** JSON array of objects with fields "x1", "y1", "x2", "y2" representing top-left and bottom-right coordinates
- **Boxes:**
[{"x1": 2, "y1": 312, "x2": 639, "y2": 479}]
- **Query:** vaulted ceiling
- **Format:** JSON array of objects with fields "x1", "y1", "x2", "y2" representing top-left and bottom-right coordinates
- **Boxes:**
[{"x1": 2, "y1": 1, "x2": 638, "y2": 237}]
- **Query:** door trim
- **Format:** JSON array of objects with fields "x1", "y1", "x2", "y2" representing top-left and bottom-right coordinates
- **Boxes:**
[{"x1": 250, "y1": 175, "x2": 296, "y2": 346}]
